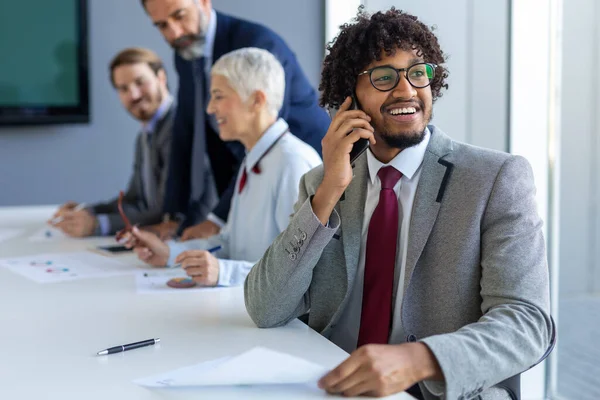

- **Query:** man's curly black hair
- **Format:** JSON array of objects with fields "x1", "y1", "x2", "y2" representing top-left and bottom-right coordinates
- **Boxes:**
[{"x1": 319, "y1": 7, "x2": 449, "y2": 108}]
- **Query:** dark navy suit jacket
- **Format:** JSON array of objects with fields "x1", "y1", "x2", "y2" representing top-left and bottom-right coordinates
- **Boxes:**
[{"x1": 164, "y1": 11, "x2": 330, "y2": 225}]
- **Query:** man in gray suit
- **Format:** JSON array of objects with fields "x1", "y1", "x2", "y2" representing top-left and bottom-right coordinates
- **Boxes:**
[
  {"x1": 245, "y1": 8, "x2": 553, "y2": 400},
  {"x1": 51, "y1": 47, "x2": 174, "y2": 237}
]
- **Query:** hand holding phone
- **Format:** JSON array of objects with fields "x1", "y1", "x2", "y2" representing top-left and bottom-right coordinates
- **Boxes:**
[
  {"x1": 312, "y1": 96, "x2": 376, "y2": 224},
  {"x1": 324, "y1": 96, "x2": 375, "y2": 186},
  {"x1": 328, "y1": 95, "x2": 371, "y2": 163}
]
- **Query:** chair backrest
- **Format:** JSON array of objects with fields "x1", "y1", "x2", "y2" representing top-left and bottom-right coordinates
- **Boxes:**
[{"x1": 496, "y1": 316, "x2": 557, "y2": 400}]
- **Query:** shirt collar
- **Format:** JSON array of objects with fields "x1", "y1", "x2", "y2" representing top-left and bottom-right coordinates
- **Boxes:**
[
  {"x1": 366, "y1": 127, "x2": 431, "y2": 184},
  {"x1": 142, "y1": 95, "x2": 173, "y2": 134},
  {"x1": 204, "y1": 9, "x2": 217, "y2": 59},
  {"x1": 245, "y1": 118, "x2": 289, "y2": 172}
]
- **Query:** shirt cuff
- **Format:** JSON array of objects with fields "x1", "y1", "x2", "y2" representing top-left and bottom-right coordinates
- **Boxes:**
[
  {"x1": 207, "y1": 212, "x2": 226, "y2": 229},
  {"x1": 166, "y1": 240, "x2": 188, "y2": 267},
  {"x1": 423, "y1": 380, "x2": 445, "y2": 396},
  {"x1": 96, "y1": 214, "x2": 111, "y2": 236},
  {"x1": 216, "y1": 259, "x2": 255, "y2": 287},
  {"x1": 308, "y1": 196, "x2": 340, "y2": 230}
]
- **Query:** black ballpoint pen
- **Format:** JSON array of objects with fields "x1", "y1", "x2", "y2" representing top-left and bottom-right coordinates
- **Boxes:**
[{"x1": 96, "y1": 338, "x2": 160, "y2": 356}]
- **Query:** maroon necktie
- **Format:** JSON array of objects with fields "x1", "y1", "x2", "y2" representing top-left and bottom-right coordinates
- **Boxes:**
[
  {"x1": 238, "y1": 168, "x2": 248, "y2": 193},
  {"x1": 237, "y1": 129, "x2": 289, "y2": 194},
  {"x1": 237, "y1": 163, "x2": 261, "y2": 193},
  {"x1": 357, "y1": 166, "x2": 403, "y2": 347}
]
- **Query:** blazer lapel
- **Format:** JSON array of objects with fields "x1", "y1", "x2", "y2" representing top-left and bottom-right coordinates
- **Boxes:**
[
  {"x1": 212, "y1": 11, "x2": 230, "y2": 63},
  {"x1": 403, "y1": 127, "x2": 454, "y2": 296},
  {"x1": 153, "y1": 102, "x2": 175, "y2": 144},
  {"x1": 339, "y1": 155, "x2": 368, "y2": 289}
]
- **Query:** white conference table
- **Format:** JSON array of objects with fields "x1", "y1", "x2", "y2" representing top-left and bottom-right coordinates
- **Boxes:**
[{"x1": 0, "y1": 206, "x2": 414, "y2": 400}]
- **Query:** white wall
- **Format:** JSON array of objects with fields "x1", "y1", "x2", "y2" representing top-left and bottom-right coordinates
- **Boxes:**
[
  {"x1": 510, "y1": 0, "x2": 562, "y2": 398},
  {"x1": 559, "y1": 0, "x2": 600, "y2": 296},
  {"x1": 326, "y1": 0, "x2": 362, "y2": 44}
]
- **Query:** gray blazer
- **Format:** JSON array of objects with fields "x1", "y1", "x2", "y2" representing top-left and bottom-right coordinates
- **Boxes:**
[
  {"x1": 245, "y1": 126, "x2": 553, "y2": 400},
  {"x1": 90, "y1": 103, "x2": 175, "y2": 234}
]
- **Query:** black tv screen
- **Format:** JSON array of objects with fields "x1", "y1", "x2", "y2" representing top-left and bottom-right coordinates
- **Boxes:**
[{"x1": 0, "y1": 0, "x2": 89, "y2": 125}]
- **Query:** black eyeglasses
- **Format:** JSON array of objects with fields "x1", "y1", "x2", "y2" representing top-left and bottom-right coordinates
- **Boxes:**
[{"x1": 358, "y1": 62, "x2": 437, "y2": 91}]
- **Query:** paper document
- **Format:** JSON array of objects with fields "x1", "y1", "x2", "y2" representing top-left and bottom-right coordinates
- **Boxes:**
[
  {"x1": 0, "y1": 228, "x2": 24, "y2": 243},
  {"x1": 28, "y1": 226, "x2": 70, "y2": 242},
  {"x1": 135, "y1": 269, "x2": 224, "y2": 294},
  {"x1": 0, "y1": 251, "x2": 137, "y2": 283},
  {"x1": 134, "y1": 347, "x2": 328, "y2": 388}
]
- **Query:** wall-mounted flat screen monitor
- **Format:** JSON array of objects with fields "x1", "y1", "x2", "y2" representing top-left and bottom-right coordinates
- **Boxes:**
[{"x1": 0, "y1": 1, "x2": 89, "y2": 125}]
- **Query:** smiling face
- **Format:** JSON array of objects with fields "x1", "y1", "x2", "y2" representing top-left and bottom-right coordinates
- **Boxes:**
[
  {"x1": 355, "y1": 48, "x2": 433, "y2": 150},
  {"x1": 206, "y1": 74, "x2": 255, "y2": 143},
  {"x1": 113, "y1": 62, "x2": 167, "y2": 122}
]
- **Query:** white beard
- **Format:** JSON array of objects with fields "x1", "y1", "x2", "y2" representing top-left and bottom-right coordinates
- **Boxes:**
[
  {"x1": 177, "y1": 9, "x2": 209, "y2": 60},
  {"x1": 177, "y1": 40, "x2": 204, "y2": 60}
]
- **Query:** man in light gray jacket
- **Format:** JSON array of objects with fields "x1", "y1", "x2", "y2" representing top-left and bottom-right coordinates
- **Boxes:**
[{"x1": 245, "y1": 8, "x2": 553, "y2": 400}]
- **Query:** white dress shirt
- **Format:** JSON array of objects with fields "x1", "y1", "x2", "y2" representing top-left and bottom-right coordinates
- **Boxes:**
[
  {"x1": 167, "y1": 118, "x2": 322, "y2": 286},
  {"x1": 329, "y1": 128, "x2": 431, "y2": 353}
]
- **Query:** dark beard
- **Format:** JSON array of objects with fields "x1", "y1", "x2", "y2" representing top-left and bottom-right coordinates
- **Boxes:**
[
  {"x1": 131, "y1": 90, "x2": 163, "y2": 122},
  {"x1": 379, "y1": 128, "x2": 426, "y2": 149},
  {"x1": 374, "y1": 98, "x2": 432, "y2": 150}
]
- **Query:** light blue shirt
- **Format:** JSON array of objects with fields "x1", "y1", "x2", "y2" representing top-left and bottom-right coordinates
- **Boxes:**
[
  {"x1": 203, "y1": 9, "x2": 217, "y2": 79},
  {"x1": 198, "y1": 8, "x2": 225, "y2": 228},
  {"x1": 143, "y1": 94, "x2": 174, "y2": 136},
  {"x1": 167, "y1": 119, "x2": 322, "y2": 286},
  {"x1": 96, "y1": 95, "x2": 174, "y2": 236}
]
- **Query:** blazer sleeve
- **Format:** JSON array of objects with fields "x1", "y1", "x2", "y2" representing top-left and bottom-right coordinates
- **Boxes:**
[
  {"x1": 91, "y1": 135, "x2": 165, "y2": 234},
  {"x1": 244, "y1": 172, "x2": 339, "y2": 328},
  {"x1": 419, "y1": 156, "x2": 554, "y2": 400}
]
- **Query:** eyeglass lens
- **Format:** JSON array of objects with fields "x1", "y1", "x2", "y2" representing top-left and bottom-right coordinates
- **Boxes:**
[{"x1": 369, "y1": 63, "x2": 434, "y2": 90}]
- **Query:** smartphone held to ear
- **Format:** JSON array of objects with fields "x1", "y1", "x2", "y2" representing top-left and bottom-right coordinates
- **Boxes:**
[{"x1": 327, "y1": 95, "x2": 370, "y2": 163}]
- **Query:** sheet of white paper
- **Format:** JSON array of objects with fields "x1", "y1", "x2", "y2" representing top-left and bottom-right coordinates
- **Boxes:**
[
  {"x1": 0, "y1": 251, "x2": 137, "y2": 283},
  {"x1": 28, "y1": 226, "x2": 70, "y2": 242},
  {"x1": 0, "y1": 228, "x2": 24, "y2": 243},
  {"x1": 135, "y1": 356, "x2": 232, "y2": 387},
  {"x1": 134, "y1": 347, "x2": 328, "y2": 388},
  {"x1": 135, "y1": 269, "x2": 223, "y2": 294}
]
